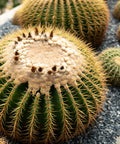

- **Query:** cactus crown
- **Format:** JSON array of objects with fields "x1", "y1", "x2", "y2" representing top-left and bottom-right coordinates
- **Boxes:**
[
  {"x1": 0, "y1": 26, "x2": 106, "y2": 144},
  {"x1": 99, "y1": 47, "x2": 120, "y2": 86},
  {"x1": 1, "y1": 27, "x2": 85, "y2": 96},
  {"x1": 13, "y1": 0, "x2": 109, "y2": 47}
]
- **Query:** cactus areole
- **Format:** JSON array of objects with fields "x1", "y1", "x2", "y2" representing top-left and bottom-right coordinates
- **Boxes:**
[{"x1": 0, "y1": 26, "x2": 106, "y2": 144}]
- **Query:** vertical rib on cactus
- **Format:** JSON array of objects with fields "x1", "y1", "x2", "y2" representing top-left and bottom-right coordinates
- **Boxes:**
[
  {"x1": 0, "y1": 26, "x2": 107, "y2": 144},
  {"x1": 0, "y1": 82, "x2": 16, "y2": 134},
  {"x1": 11, "y1": 89, "x2": 29, "y2": 139},
  {"x1": 13, "y1": 0, "x2": 109, "y2": 47}
]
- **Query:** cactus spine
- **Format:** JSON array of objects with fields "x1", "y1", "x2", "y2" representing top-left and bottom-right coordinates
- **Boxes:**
[
  {"x1": 0, "y1": 26, "x2": 106, "y2": 144},
  {"x1": 99, "y1": 47, "x2": 120, "y2": 86},
  {"x1": 13, "y1": 0, "x2": 109, "y2": 47}
]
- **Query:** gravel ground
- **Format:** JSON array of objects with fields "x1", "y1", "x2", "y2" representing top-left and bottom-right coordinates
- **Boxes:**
[{"x1": 0, "y1": 0, "x2": 120, "y2": 144}]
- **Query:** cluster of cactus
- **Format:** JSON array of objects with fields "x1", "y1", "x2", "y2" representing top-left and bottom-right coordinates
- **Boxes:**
[
  {"x1": 99, "y1": 47, "x2": 120, "y2": 86},
  {"x1": 113, "y1": 1, "x2": 120, "y2": 20},
  {"x1": 12, "y1": 0, "x2": 109, "y2": 47},
  {"x1": 0, "y1": 26, "x2": 107, "y2": 144}
]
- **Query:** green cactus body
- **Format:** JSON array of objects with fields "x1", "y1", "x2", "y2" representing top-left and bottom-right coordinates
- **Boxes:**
[
  {"x1": 13, "y1": 0, "x2": 109, "y2": 47},
  {"x1": 113, "y1": 1, "x2": 120, "y2": 20},
  {"x1": 99, "y1": 47, "x2": 120, "y2": 86},
  {"x1": 0, "y1": 26, "x2": 106, "y2": 144}
]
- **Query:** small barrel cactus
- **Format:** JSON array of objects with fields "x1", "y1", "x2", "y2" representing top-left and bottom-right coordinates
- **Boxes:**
[
  {"x1": 0, "y1": 26, "x2": 106, "y2": 144},
  {"x1": 13, "y1": 0, "x2": 109, "y2": 47},
  {"x1": 99, "y1": 47, "x2": 120, "y2": 86},
  {"x1": 113, "y1": 1, "x2": 120, "y2": 20}
]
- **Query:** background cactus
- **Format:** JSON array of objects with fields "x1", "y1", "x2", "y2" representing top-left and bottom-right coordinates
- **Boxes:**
[
  {"x1": 13, "y1": 0, "x2": 109, "y2": 47},
  {"x1": 99, "y1": 47, "x2": 120, "y2": 86},
  {"x1": 0, "y1": 26, "x2": 106, "y2": 144},
  {"x1": 113, "y1": 1, "x2": 120, "y2": 20}
]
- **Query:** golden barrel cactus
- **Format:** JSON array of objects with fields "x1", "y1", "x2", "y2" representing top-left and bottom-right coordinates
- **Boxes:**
[
  {"x1": 0, "y1": 26, "x2": 107, "y2": 144},
  {"x1": 13, "y1": 0, "x2": 110, "y2": 47},
  {"x1": 99, "y1": 47, "x2": 120, "y2": 86}
]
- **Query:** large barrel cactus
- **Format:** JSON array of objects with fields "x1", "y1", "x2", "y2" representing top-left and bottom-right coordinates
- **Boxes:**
[
  {"x1": 0, "y1": 26, "x2": 106, "y2": 144},
  {"x1": 99, "y1": 47, "x2": 120, "y2": 86},
  {"x1": 13, "y1": 0, "x2": 109, "y2": 47}
]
